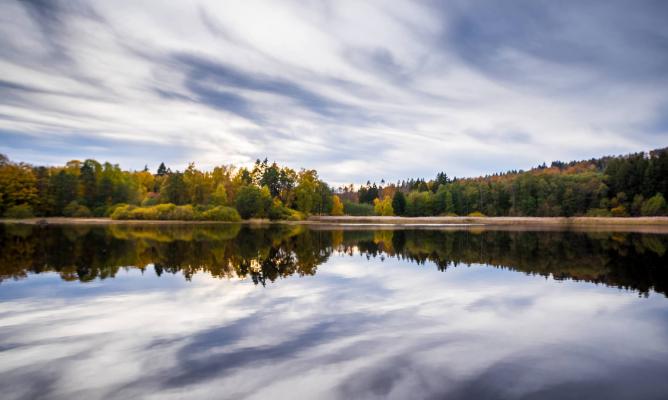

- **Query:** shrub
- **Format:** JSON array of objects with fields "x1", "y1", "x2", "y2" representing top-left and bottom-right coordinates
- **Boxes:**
[
  {"x1": 343, "y1": 201, "x2": 374, "y2": 216},
  {"x1": 153, "y1": 203, "x2": 176, "y2": 219},
  {"x1": 286, "y1": 209, "x2": 305, "y2": 221},
  {"x1": 110, "y1": 204, "x2": 199, "y2": 220},
  {"x1": 200, "y1": 206, "x2": 241, "y2": 222},
  {"x1": 63, "y1": 201, "x2": 92, "y2": 218},
  {"x1": 267, "y1": 199, "x2": 304, "y2": 221},
  {"x1": 141, "y1": 196, "x2": 159, "y2": 207},
  {"x1": 610, "y1": 205, "x2": 628, "y2": 217},
  {"x1": 467, "y1": 211, "x2": 486, "y2": 217},
  {"x1": 268, "y1": 200, "x2": 292, "y2": 221},
  {"x1": 105, "y1": 203, "x2": 129, "y2": 217},
  {"x1": 585, "y1": 208, "x2": 612, "y2": 217},
  {"x1": 641, "y1": 193, "x2": 667, "y2": 216},
  {"x1": 130, "y1": 205, "x2": 160, "y2": 220},
  {"x1": 168, "y1": 205, "x2": 195, "y2": 220},
  {"x1": 92, "y1": 206, "x2": 108, "y2": 217},
  {"x1": 3, "y1": 204, "x2": 34, "y2": 219},
  {"x1": 110, "y1": 205, "x2": 136, "y2": 220}
]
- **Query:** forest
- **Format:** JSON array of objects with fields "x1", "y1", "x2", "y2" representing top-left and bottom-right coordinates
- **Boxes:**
[{"x1": 0, "y1": 147, "x2": 667, "y2": 220}]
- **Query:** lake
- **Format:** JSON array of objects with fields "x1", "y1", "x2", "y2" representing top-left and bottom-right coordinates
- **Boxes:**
[{"x1": 1, "y1": 224, "x2": 667, "y2": 400}]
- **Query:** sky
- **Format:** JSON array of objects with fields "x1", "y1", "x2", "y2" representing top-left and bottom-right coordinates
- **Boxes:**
[{"x1": 0, "y1": 0, "x2": 667, "y2": 185}]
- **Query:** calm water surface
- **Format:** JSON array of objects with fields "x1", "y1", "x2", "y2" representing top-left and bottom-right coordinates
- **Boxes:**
[{"x1": 1, "y1": 224, "x2": 667, "y2": 400}]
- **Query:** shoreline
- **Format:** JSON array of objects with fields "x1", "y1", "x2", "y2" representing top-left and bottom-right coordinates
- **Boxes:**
[
  {"x1": 309, "y1": 215, "x2": 668, "y2": 226},
  {"x1": 2, "y1": 216, "x2": 668, "y2": 233}
]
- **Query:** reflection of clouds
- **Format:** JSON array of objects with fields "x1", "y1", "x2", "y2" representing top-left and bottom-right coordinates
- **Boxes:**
[{"x1": 1, "y1": 257, "x2": 668, "y2": 400}]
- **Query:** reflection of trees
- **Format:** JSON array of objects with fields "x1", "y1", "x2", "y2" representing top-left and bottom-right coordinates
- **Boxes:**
[
  {"x1": 0, "y1": 225, "x2": 667, "y2": 296},
  {"x1": 339, "y1": 230, "x2": 668, "y2": 297}
]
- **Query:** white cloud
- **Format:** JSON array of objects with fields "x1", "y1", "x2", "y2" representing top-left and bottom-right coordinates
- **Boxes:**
[{"x1": 0, "y1": 0, "x2": 666, "y2": 183}]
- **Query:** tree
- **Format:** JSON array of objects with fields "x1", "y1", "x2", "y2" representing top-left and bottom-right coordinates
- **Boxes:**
[
  {"x1": 260, "y1": 162, "x2": 281, "y2": 197},
  {"x1": 156, "y1": 162, "x2": 168, "y2": 176},
  {"x1": 79, "y1": 159, "x2": 101, "y2": 207},
  {"x1": 0, "y1": 162, "x2": 38, "y2": 214},
  {"x1": 211, "y1": 183, "x2": 228, "y2": 206},
  {"x1": 184, "y1": 163, "x2": 213, "y2": 204},
  {"x1": 392, "y1": 191, "x2": 406, "y2": 216},
  {"x1": 161, "y1": 172, "x2": 188, "y2": 205},
  {"x1": 48, "y1": 170, "x2": 79, "y2": 214},
  {"x1": 295, "y1": 169, "x2": 319, "y2": 214},
  {"x1": 331, "y1": 195, "x2": 344, "y2": 216},
  {"x1": 374, "y1": 196, "x2": 394, "y2": 216},
  {"x1": 235, "y1": 185, "x2": 272, "y2": 219}
]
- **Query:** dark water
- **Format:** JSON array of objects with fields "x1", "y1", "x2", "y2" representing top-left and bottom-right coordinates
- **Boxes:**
[{"x1": 1, "y1": 224, "x2": 667, "y2": 400}]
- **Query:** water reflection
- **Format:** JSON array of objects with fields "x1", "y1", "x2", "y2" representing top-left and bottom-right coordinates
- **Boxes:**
[
  {"x1": 1, "y1": 224, "x2": 667, "y2": 296},
  {"x1": 1, "y1": 225, "x2": 668, "y2": 399}
]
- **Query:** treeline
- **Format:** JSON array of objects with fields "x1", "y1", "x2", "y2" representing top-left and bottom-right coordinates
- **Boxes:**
[
  {"x1": 0, "y1": 155, "x2": 337, "y2": 220},
  {"x1": 2, "y1": 225, "x2": 666, "y2": 295},
  {"x1": 1, "y1": 147, "x2": 667, "y2": 220},
  {"x1": 337, "y1": 147, "x2": 668, "y2": 217}
]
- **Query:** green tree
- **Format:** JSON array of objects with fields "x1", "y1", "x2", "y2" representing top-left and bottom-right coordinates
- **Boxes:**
[
  {"x1": 211, "y1": 183, "x2": 228, "y2": 206},
  {"x1": 235, "y1": 185, "x2": 272, "y2": 219},
  {"x1": 392, "y1": 191, "x2": 406, "y2": 216},
  {"x1": 161, "y1": 172, "x2": 188, "y2": 205},
  {"x1": 156, "y1": 162, "x2": 168, "y2": 176},
  {"x1": 49, "y1": 170, "x2": 78, "y2": 214},
  {"x1": 79, "y1": 159, "x2": 101, "y2": 208}
]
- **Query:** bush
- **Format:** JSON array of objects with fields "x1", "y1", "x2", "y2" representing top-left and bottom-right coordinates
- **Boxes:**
[
  {"x1": 110, "y1": 205, "x2": 136, "y2": 220},
  {"x1": 611, "y1": 205, "x2": 628, "y2": 217},
  {"x1": 168, "y1": 204, "x2": 195, "y2": 220},
  {"x1": 200, "y1": 206, "x2": 241, "y2": 222},
  {"x1": 63, "y1": 201, "x2": 92, "y2": 218},
  {"x1": 3, "y1": 204, "x2": 34, "y2": 219},
  {"x1": 467, "y1": 211, "x2": 486, "y2": 217},
  {"x1": 110, "y1": 203, "x2": 199, "y2": 220},
  {"x1": 141, "y1": 196, "x2": 159, "y2": 207},
  {"x1": 92, "y1": 206, "x2": 108, "y2": 217},
  {"x1": 585, "y1": 208, "x2": 612, "y2": 217},
  {"x1": 343, "y1": 201, "x2": 374, "y2": 216},
  {"x1": 641, "y1": 193, "x2": 667, "y2": 216},
  {"x1": 105, "y1": 203, "x2": 129, "y2": 217},
  {"x1": 286, "y1": 209, "x2": 305, "y2": 221},
  {"x1": 268, "y1": 201, "x2": 292, "y2": 220}
]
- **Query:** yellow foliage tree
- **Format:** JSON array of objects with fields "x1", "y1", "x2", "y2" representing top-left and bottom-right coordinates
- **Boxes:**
[
  {"x1": 331, "y1": 195, "x2": 344, "y2": 216},
  {"x1": 373, "y1": 196, "x2": 394, "y2": 216}
]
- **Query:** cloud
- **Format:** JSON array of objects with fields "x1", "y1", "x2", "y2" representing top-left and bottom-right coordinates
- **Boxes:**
[{"x1": 0, "y1": 0, "x2": 666, "y2": 183}]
